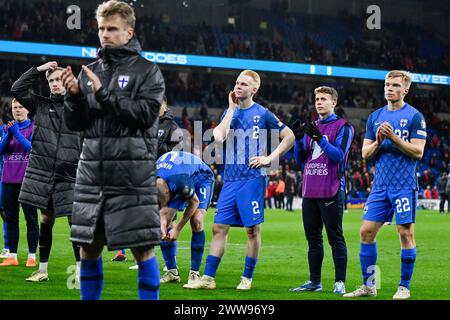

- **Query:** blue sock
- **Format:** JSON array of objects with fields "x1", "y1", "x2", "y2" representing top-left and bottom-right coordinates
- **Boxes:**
[
  {"x1": 191, "y1": 231, "x2": 205, "y2": 272},
  {"x1": 138, "y1": 256, "x2": 160, "y2": 300},
  {"x1": 120, "y1": 249, "x2": 125, "y2": 255},
  {"x1": 3, "y1": 222, "x2": 9, "y2": 250},
  {"x1": 243, "y1": 256, "x2": 258, "y2": 279},
  {"x1": 80, "y1": 257, "x2": 103, "y2": 300},
  {"x1": 400, "y1": 248, "x2": 416, "y2": 289},
  {"x1": 360, "y1": 243, "x2": 377, "y2": 287},
  {"x1": 160, "y1": 240, "x2": 177, "y2": 270},
  {"x1": 204, "y1": 255, "x2": 221, "y2": 278}
]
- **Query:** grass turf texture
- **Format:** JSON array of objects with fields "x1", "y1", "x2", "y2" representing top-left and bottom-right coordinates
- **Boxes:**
[{"x1": 0, "y1": 209, "x2": 449, "y2": 300}]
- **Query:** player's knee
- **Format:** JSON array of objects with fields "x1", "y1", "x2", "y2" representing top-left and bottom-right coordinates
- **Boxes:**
[
  {"x1": 360, "y1": 227, "x2": 375, "y2": 242},
  {"x1": 212, "y1": 224, "x2": 227, "y2": 237},
  {"x1": 190, "y1": 214, "x2": 204, "y2": 232},
  {"x1": 398, "y1": 229, "x2": 413, "y2": 242},
  {"x1": 246, "y1": 227, "x2": 259, "y2": 240}
]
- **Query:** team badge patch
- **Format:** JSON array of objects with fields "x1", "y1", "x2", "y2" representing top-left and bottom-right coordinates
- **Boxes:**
[
  {"x1": 400, "y1": 119, "x2": 408, "y2": 127},
  {"x1": 118, "y1": 75, "x2": 129, "y2": 89},
  {"x1": 253, "y1": 115, "x2": 260, "y2": 124}
]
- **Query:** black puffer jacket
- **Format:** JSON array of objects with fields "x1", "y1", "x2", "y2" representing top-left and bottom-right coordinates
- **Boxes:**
[
  {"x1": 11, "y1": 67, "x2": 82, "y2": 216},
  {"x1": 158, "y1": 108, "x2": 182, "y2": 158},
  {"x1": 64, "y1": 38, "x2": 165, "y2": 249}
]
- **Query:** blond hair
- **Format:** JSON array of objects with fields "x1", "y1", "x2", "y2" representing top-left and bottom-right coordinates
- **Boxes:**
[
  {"x1": 385, "y1": 70, "x2": 412, "y2": 89},
  {"x1": 96, "y1": 0, "x2": 136, "y2": 29},
  {"x1": 45, "y1": 67, "x2": 64, "y2": 79},
  {"x1": 314, "y1": 86, "x2": 338, "y2": 102},
  {"x1": 239, "y1": 70, "x2": 261, "y2": 89}
]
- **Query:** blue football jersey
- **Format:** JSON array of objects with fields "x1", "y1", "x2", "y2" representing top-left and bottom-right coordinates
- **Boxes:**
[
  {"x1": 157, "y1": 151, "x2": 213, "y2": 201},
  {"x1": 365, "y1": 103, "x2": 427, "y2": 190},
  {"x1": 221, "y1": 103, "x2": 286, "y2": 182}
]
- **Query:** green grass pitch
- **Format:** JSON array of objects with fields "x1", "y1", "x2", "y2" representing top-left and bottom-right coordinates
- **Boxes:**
[{"x1": 0, "y1": 208, "x2": 449, "y2": 300}]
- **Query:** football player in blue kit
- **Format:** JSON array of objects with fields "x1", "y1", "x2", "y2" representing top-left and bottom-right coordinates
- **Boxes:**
[
  {"x1": 185, "y1": 70, "x2": 295, "y2": 290},
  {"x1": 344, "y1": 70, "x2": 427, "y2": 299},
  {"x1": 156, "y1": 151, "x2": 215, "y2": 288}
]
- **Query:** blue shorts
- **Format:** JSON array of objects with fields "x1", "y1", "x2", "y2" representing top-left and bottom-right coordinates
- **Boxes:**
[
  {"x1": 168, "y1": 178, "x2": 215, "y2": 211},
  {"x1": 363, "y1": 189, "x2": 418, "y2": 225},
  {"x1": 215, "y1": 176, "x2": 266, "y2": 228}
]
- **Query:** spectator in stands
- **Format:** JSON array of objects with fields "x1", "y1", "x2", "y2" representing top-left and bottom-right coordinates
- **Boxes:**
[
  {"x1": 423, "y1": 185, "x2": 432, "y2": 199},
  {"x1": 431, "y1": 186, "x2": 439, "y2": 200},
  {"x1": 285, "y1": 169, "x2": 296, "y2": 212},
  {"x1": 438, "y1": 173, "x2": 448, "y2": 213},
  {"x1": 275, "y1": 177, "x2": 285, "y2": 209},
  {"x1": 446, "y1": 173, "x2": 450, "y2": 214}
]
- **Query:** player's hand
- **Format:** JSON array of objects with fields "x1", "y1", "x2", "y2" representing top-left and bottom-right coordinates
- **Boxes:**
[
  {"x1": 379, "y1": 122, "x2": 395, "y2": 140},
  {"x1": 291, "y1": 120, "x2": 305, "y2": 140},
  {"x1": 167, "y1": 227, "x2": 180, "y2": 242},
  {"x1": 7, "y1": 120, "x2": 16, "y2": 129},
  {"x1": 61, "y1": 66, "x2": 80, "y2": 95},
  {"x1": 304, "y1": 122, "x2": 323, "y2": 141},
  {"x1": 228, "y1": 91, "x2": 238, "y2": 109},
  {"x1": 249, "y1": 155, "x2": 271, "y2": 168},
  {"x1": 36, "y1": 61, "x2": 58, "y2": 72},
  {"x1": 376, "y1": 126, "x2": 385, "y2": 145},
  {"x1": 82, "y1": 65, "x2": 102, "y2": 92},
  {"x1": 160, "y1": 218, "x2": 168, "y2": 240}
]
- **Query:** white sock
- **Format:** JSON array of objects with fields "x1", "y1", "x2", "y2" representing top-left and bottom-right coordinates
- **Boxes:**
[
  {"x1": 39, "y1": 262, "x2": 48, "y2": 272},
  {"x1": 10, "y1": 253, "x2": 17, "y2": 259},
  {"x1": 28, "y1": 253, "x2": 36, "y2": 260}
]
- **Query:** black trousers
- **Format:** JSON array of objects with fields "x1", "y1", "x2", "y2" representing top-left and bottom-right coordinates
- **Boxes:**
[
  {"x1": 440, "y1": 193, "x2": 449, "y2": 213},
  {"x1": 286, "y1": 194, "x2": 294, "y2": 211},
  {"x1": 302, "y1": 190, "x2": 347, "y2": 283},
  {"x1": 2, "y1": 183, "x2": 39, "y2": 254}
]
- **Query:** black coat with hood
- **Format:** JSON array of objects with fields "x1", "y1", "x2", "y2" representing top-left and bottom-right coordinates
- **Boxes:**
[
  {"x1": 64, "y1": 38, "x2": 165, "y2": 249},
  {"x1": 11, "y1": 67, "x2": 82, "y2": 216}
]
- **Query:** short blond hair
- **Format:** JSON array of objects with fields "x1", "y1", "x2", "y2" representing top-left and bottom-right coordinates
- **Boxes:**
[
  {"x1": 239, "y1": 70, "x2": 261, "y2": 89},
  {"x1": 314, "y1": 86, "x2": 338, "y2": 102},
  {"x1": 385, "y1": 70, "x2": 412, "y2": 89},
  {"x1": 45, "y1": 67, "x2": 64, "y2": 79},
  {"x1": 96, "y1": 0, "x2": 136, "y2": 29}
]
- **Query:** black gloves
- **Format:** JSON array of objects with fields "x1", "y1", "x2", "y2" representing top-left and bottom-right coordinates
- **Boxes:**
[
  {"x1": 304, "y1": 122, "x2": 323, "y2": 141},
  {"x1": 291, "y1": 120, "x2": 305, "y2": 140}
]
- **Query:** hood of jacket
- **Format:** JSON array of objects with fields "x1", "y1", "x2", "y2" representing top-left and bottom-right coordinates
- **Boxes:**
[{"x1": 98, "y1": 37, "x2": 142, "y2": 64}]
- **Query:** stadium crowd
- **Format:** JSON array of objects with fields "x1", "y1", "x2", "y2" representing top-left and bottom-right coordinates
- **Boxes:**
[{"x1": 0, "y1": 0, "x2": 448, "y2": 73}]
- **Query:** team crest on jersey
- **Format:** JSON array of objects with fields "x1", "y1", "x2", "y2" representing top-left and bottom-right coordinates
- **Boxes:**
[
  {"x1": 310, "y1": 135, "x2": 328, "y2": 160},
  {"x1": 118, "y1": 75, "x2": 129, "y2": 89},
  {"x1": 158, "y1": 129, "x2": 164, "y2": 137},
  {"x1": 253, "y1": 115, "x2": 260, "y2": 124},
  {"x1": 400, "y1": 119, "x2": 408, "y2": 127}
]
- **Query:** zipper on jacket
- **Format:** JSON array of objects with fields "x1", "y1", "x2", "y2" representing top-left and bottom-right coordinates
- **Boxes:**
[{"x1": 49, "y1": 102, "x2": 63, "y2": 184}]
